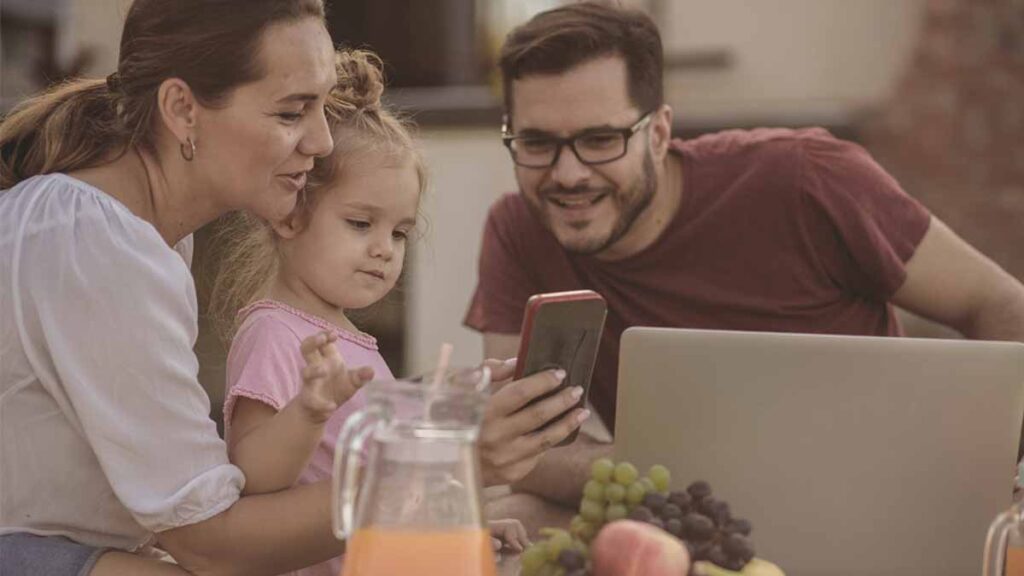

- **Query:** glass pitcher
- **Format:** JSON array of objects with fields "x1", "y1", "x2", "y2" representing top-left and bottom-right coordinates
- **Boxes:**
[
  {"x1": 332, "y1": 366, "x2": 497, "y2": 576},
  {"x1": 983, "y1": 463, "x2": 1024, "y2": 576}
]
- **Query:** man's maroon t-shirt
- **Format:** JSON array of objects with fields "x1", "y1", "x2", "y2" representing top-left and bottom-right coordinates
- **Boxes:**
[{"x1": 464, "y1": 128, "x2": 931, "y2": 432}]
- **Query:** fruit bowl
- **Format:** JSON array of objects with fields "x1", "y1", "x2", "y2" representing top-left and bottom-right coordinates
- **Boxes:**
[{"x1": 518, "y1": 459, "x2": 785, "y2": 576}]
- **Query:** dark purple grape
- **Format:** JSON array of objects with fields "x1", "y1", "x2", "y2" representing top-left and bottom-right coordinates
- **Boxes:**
[
  {"x1": 723, "y1": 556, "x2": 748, "y2": 572},
  {"x1": 668, "y1": 490, "x2": 693, "y2": 512},
  {"x1": 707, "y1": 500, "x2": 731, "y2": 526},
  {"x1": 725, "y1": 517, "x2": 753, "y2": 536},
  {"x1": 689, "y1": 541, "x2": 714, "y2": 562},
  {"x1": 696, "y1": 496, "x2": 718, "y2": 516},
  {"x1": 661, "y1": 503, "x2": 683, "y2": 520},
  {"x1": 681, "y1": 513, "x2": 716, "y2": 541},
  {"x1": 706, "y1": 545, "x2": 730, "y2": 568},
  {"x1": 722, "y1": 533, "x2": 756, "y2": 562},
  {"x1": 558, "y1": 548, "x2": 587, "y2": 571},
  {"x1": 648, "y1": 516, "x2": 665, "y2": 530},
  {"x1": 642, "y1": 491, "x2": 667, "y2": 512},
  {"x1": 627, "y1": 505, "x2": 654, "y2": 522},
  {"x1": 665, "y1": 517, "x2": 683, "y2": 538},
  {"x1": 687, "y1": 480, "x2": 712, "y2": 500}
]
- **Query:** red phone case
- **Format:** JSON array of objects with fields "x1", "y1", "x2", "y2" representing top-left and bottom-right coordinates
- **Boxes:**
[{"x1": 514, "y1": 290, "x2": 605, "y2": 380}]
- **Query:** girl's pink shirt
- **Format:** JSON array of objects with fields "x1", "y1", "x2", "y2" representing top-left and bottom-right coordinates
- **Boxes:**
[{"x1": 224, "y1": 299, "x2": 393, "y2": 576}]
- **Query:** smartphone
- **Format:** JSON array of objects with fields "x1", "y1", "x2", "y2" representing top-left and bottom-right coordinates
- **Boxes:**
[{"x1": 513, "y1": 290, "x2": 608, "y2": 446}]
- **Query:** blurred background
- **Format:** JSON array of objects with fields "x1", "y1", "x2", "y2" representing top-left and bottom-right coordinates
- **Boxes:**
[{"x1": 2, "y1": 0, "x2": 1023, "y2": 430}]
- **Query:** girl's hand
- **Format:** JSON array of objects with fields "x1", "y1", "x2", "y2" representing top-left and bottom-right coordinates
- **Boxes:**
[
  {"x1": 297, "y1": 331, "x2": 374, "y2": 423},
  {"x1": 487, "y1": 518, "x2": 531, "y2": 553}
]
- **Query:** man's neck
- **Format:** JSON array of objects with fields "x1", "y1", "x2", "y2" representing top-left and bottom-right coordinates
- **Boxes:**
[{"x1": 595, "y1": 151, "x2": 684, "y2": 261}]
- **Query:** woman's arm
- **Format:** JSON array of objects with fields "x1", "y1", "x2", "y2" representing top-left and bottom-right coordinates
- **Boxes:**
[
  {"x1": 157, "y1": 481, "x2": 342, "y2": 576},
  {"x1": 228, "y1": 332, "x2": 373, "y2": 495}
]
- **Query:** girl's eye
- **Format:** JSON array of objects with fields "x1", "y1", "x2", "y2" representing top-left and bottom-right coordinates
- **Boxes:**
[
  {"x1": 346, "y1": 219, "x2": 371, "y2": 230},
  {"x1": 277, "y1": 111, "x2": 304, "y2": 122},
  {"x1": 393, "y1": 229, "x2": 409, "y2": 241}
]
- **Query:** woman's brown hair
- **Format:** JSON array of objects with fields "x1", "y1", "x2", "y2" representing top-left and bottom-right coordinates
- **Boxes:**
[
  {"x1": 207, "y1": 49, "x2": 427, "y2": 342},
  {"x1": 0, "y1": 0, "x2": 325, "y2": 190}
]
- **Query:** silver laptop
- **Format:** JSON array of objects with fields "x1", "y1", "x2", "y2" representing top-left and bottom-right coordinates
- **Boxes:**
[{"x1": 613, "y1": 327, "x2": 1024, "y2": 576}]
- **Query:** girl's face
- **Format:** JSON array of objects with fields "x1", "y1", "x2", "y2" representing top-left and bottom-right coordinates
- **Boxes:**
[
  {"x1": 279, "y1": 155, "x2": 421, "y2": 311},
  {"x1": 192, "y1": 17, "x2": 337, "y2": 222}
]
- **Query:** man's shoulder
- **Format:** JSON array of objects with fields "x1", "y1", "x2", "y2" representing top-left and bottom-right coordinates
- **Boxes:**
[
  {"x1": 486, "y1": 192, "x2": 545, "y2": 234},
  {"x1": 673, "y1": 127, "x2": 849, "y2": 162},
  {"x1": 488, "y1": 191, "x2": 531, "y2": 220}
]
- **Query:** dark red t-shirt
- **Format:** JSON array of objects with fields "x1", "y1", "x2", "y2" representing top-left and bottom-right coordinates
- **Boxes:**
[{"x1": 464, "y1": 128, "x2": 931, "y2": 432}]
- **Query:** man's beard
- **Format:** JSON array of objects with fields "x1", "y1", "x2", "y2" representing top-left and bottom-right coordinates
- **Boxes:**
[{"x1": 526, "y1": 150, "x2": 657, "y2": 256}]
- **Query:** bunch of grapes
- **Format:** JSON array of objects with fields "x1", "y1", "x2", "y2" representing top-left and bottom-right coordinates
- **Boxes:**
[{"x1": 518, "y1": 459, "x2": 758, "y2": 576}]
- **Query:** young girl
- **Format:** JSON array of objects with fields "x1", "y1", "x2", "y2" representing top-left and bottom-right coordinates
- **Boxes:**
[{"x1": 209, "y1": 49, "x2": 529, "y2": 576}]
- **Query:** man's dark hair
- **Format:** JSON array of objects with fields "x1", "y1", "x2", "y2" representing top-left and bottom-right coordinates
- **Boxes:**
[{"x1": 499, "y1": 1, "x2": 664, "y2": 123}]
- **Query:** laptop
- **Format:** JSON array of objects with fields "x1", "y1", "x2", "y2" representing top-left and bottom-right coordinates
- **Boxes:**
[{"x1": 613, "y1": 327, "x2": 1024, "y2": 576}]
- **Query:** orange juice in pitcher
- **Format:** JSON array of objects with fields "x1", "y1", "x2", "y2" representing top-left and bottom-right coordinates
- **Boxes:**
[
  {"x1": 341, "y1": 528, "x2": 497, "y2": 576},
  {"x1": 332, "y1": 366, "x2": 498, "y2": 576}
]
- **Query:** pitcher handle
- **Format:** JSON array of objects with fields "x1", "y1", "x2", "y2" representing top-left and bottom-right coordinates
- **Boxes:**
[
  {"x1": 332, "y1": 405, "x2": 385, "y2": 540},
  {"x1": 984, "y1": 504, "x2": 1023, "y2": 576}
]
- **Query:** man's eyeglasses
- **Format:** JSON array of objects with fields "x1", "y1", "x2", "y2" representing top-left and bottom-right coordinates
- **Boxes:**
[{"x1": 501, "y1": 110, "x2": 655, "y2": 169}]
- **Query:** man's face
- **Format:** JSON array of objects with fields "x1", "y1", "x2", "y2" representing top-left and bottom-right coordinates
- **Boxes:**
[{"x1": 508, "y1": 56, "x2": 657, "y2": 256}]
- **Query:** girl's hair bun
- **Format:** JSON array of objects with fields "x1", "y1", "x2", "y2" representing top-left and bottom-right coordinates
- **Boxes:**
[{"x1": 330, "y1": 49, "x2": 385, "y2": 116}]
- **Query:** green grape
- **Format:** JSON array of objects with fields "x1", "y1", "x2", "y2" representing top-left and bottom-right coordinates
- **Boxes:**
[
  {"x1": 639, "y1": 477, "x2": 657, "y2": 492},
  {"x1": 520, "y1": 543, "x2": 549, "y2": 575},
  {"x1": 570, "y1": 538, "x2": 590, "y2": 557},
  {"x1": 625, "y1": 480, "x2": 647, "y2": 505},
  {"x1": 569, "y1": 514, "x2": 586, "y2": 532},
  {"x1": 649, "y1": 464, "x2": 671, "y2": 493},
  {"x1": 583, "y1": 479, "x2": 606, "y2": 502},
  {"x1": 574, "y1": 519, "x2": 597, "y2": 542},
  {"x1": 606, "y1": 503, "x2": 628, "y2": 522},
  {"x1": 613, "y1": 462, "x2": 639, "y2": 485},
  {"x1": 590, "y1": 457, "x2": 615, "y2": 483},
  {"x1": 604, "y1": 482, "x2": 626, "y2": 503},
  {"x1": 580, "y1": 498, "x2": 605, "y2": 524},
  {"x1": 543, "y1": 529, "x2": 573, "y2": 561}
]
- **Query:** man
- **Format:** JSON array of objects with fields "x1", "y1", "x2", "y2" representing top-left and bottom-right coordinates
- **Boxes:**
[{"x1": 465, "y1": 2, "x2": 1024, "y2": 531}]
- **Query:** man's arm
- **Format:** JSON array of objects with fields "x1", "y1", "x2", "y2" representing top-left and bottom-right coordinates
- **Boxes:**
[
  {"x1": 512, "y1": 435, "x2": 613, "y2": 506},
  {"x1": 484, "y1": 331, "x2": 612, "y2": 505},
  {"x1": 484, "y1": 332, "x2": 520, "y2": 361},
  {"x1": 892, "y1": 217, "x2": 1024, "y2": 342}
]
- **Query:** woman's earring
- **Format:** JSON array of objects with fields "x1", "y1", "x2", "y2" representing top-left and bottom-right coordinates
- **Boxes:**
[{"x1": 180, "y1": 137, "x2": 196, "y2": 162}]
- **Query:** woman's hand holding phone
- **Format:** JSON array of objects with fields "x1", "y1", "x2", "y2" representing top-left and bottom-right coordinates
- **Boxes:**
[{"x1": 476, "y1": 358, "x2": 592, "y2": 486}]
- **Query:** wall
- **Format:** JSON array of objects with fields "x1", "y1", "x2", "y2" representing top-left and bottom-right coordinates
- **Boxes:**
[
  {"x1": 407, "y1": 127, "x2": 516, "y2": 371},
  {"x1": 660, "y1": 0, "x2": 926, "y2": 124}
]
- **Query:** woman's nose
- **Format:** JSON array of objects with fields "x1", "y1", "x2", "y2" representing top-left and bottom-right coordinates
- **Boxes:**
[{"x1": 300, "y1": 105, "x2": 334, "y2": 158}]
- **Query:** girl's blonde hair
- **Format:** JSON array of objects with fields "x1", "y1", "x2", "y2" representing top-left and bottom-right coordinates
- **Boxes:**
[{"x1": 207, "y1": 49, "x2": 427, "y2": 342}]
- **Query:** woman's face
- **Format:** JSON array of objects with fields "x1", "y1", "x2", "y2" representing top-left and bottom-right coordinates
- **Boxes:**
[{"x1": 192, "y1": 17, "x2": 337, "y2": 222}]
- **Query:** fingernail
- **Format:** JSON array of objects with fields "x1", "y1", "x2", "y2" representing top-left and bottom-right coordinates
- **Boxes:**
[
  {"x1": 553, "y1": 369, "x2": 566, "y2": 381},
  {"x1": 570, "y1": 386, "x2": 583, "y2": 400},
  {"x1": 576, "y1": 409, "x2": 591, "y2": 423}
]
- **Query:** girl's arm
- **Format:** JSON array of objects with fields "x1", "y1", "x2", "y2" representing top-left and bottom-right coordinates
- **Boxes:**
[{"x1": 228, "y1": 332, "x2": 373, "y2": 495}]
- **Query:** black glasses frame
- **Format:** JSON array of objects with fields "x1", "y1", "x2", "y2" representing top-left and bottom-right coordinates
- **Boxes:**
[{"x1": 501, "y1": 110, "x2": 656, "y2": 168}]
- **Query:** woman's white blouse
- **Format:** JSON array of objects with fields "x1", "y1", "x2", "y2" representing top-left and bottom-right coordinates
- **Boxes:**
[{"x1": 0, "y1": 174, "x2": 244, "y2": 550}]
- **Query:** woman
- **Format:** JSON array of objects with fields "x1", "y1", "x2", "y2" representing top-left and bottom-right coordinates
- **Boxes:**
[{"x1": 0, "y1": 1, "x2": 586, "y2": 574}]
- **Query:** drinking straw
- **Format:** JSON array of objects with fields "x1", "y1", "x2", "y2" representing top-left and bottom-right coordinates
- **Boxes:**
[{"x1": 430, "y1": 342, "x2": 454, "y2": 389}]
